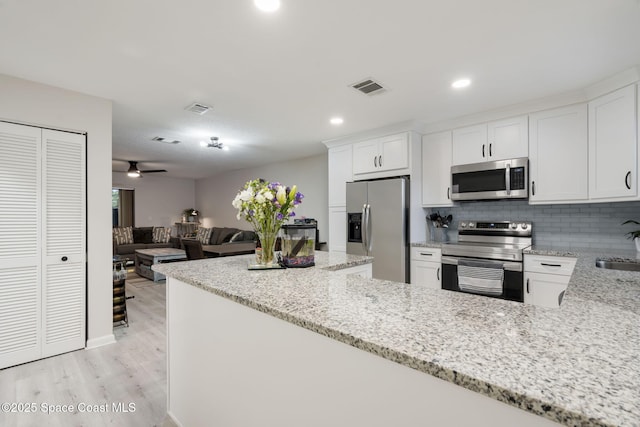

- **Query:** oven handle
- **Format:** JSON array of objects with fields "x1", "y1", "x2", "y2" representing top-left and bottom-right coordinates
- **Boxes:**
[{"x1": 441, "y1": 256, "x2": 522, "y2": 272}]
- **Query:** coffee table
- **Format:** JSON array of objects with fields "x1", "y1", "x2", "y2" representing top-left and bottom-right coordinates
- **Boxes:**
[{"x1": 135, "y1": 248, "x2": 187, "y2": 282}]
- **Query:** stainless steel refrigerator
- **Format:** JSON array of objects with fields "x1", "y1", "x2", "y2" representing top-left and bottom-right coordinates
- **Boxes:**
[{"x1": 346, "y1": 177, "x2": 409, "y2": 283}]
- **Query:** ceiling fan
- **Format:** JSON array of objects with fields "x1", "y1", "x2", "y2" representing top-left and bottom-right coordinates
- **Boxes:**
[{"x1": 125, "y1": 161, "x2": 167, "y2": 178}]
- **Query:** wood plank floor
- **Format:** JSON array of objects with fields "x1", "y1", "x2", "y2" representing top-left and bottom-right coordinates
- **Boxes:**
[{"x1": 0, "y1": 273, "x2": 175, "y2": 427}]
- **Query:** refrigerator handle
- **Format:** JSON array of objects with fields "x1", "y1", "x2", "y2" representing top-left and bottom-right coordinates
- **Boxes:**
[
  {"x1": 365, "y1": 204, "x2": 372, "y2": 254},
  {"x1": 361, "y1": 204, "x2": 368, "y2": 253}
]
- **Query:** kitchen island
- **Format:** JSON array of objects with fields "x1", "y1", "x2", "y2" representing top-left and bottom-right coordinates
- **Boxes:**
[{"x1": 154, "y1": 250, "x2": 639, "y2": 427}]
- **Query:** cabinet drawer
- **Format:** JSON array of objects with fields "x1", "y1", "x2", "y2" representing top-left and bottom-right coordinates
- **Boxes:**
[
  {"x1": 524, "y1": 255, "x2": 576, "y2": 276},
  {"x1": 411, "y1": 247, "x2": 441, "y2": 262}
]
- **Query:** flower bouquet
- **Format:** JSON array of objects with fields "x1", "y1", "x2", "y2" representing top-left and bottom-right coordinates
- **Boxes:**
[{"x1": 232, "y1": 179, "x2": 304, "y2": 266}]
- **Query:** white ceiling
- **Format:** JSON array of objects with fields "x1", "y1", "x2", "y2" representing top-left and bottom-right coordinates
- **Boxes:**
[{"x1": 1, "y1": 0, "x2": 639, "y2": 179}]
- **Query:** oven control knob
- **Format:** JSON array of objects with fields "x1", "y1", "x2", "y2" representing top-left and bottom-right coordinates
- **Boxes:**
[
  {"x1": 468, "y1": 222, "x2": 475, "y2": 228},
  {"x1": 460, "y1": 222, "x2": 467, "y2": 228},
  {"x1": 510, "y1": 223, "x2": 518, "y2": 229},
  {"x1": 521, "y1": 223, "x2": 528, "y2": 230}
]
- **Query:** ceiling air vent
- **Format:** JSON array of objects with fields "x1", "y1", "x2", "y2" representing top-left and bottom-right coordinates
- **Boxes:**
[
  {"x1": 351, "y1": 78, "x2": 386, "y2": 95},
  {"x1": 185, "y1": 102, "x2": 212, "y2": 115},
  {"x1": 152, "y1": 136, "x2": 181, "y2": 144}
]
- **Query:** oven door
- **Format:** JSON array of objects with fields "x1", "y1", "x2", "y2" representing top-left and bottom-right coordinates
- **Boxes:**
[{"x1": 441, "y1": 256, "x2": 524, "y2": 302}]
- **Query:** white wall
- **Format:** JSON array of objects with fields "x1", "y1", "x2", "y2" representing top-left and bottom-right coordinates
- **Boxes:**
[
  {"x1": 112, "y1": 173, "x2": 195, "y2": 232},
  {"x1": 195, "y1": 153, "x2": 329, "y2": 243},
  {"x1": 0, "y1": 73, "x2": 113, "y2": 348}
]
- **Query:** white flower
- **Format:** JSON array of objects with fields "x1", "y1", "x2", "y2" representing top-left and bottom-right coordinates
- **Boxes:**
[
  {"x1": 276, "y1": 186, "x2": 287, "y2": 205},
  {"x1": 255, "y1": 193, "x2": 266, "y2": 203},
  {"x1": 240, "y1": 189, "x2": 253, "y2": 201}
]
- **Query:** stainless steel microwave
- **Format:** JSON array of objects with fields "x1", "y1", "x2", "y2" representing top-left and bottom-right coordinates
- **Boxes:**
[{"x1": 451, "y1": 158, "x2": 528, "y2": 201}]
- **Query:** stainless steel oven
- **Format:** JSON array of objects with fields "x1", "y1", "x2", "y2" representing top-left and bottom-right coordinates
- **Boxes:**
[
  {"x1": 451, "y1": 158, "x2": 528, "y2": 201},
  {"x1": 440, "y1": 220, "x2": 532, "y2": 303}
]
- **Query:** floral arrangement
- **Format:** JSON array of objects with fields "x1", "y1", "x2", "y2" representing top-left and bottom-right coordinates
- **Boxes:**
[{"x1": 232, "y1": 179, "x2": 304, "y2": 264}]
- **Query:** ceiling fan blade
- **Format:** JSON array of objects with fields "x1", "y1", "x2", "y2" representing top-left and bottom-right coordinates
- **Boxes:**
[{"x1": 140, "y1": 169, "x2": 167, "y2": 173}]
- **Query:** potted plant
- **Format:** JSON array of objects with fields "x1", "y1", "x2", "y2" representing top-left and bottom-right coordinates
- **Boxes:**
[
  {"x1": 182, "y1": 208, "x2": 199, "y2": 223},
  {"x1": 622, "y1": 219, "x2": 640, "y2": 252}
]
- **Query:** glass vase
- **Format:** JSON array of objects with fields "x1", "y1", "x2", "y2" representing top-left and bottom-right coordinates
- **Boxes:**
[{"x1": 256, "y1": 228, "x2": 278, "y2": 266}]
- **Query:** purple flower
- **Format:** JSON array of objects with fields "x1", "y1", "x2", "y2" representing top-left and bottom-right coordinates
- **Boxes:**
[
  {"x1": 289, "y1": 212, "x2": 296, "y2": 217},
  {"x1": 276, "y1": 213, "x2": 284, "y2": 220}
]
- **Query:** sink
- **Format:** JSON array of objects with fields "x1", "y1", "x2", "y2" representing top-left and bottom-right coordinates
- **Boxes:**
[{"x1": 595, "y1": 258, "x2": 640, "y2": 272}]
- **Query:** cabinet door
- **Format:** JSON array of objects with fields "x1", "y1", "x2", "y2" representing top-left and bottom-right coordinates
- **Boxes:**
[
  {"x1": 328, "y1": 145, "x2": 353, "y2": 207},
  {"x1": 0, "y1": 122, "x2": 42, "y2": 369},
  {"x1": 452, "y1": 124, "x2": 487, "y2": 165},
  {"x1": 410, "y1": 261, "x2": 441, "y2": 289},
  {"x1": 524, "y1": 272, "x2": 569, "y2": 308},
  {"x1": 488, "y1": 115, "x2": 528, "y2": 160},
  {"x1": 352, "y1": 139, "x2": 379, "y2": 175},
  {"x1": 41, "y1": 129, "x2": 86, "y2": 358},
  {"x1": 328, "y1": 207, "x2": 346, "y2": 253},
  {"x1": 422, "y1": 131, "x2": 453, "y2": 206},
  {"x1": 529, "y1": 105, "x2": 588, "y2": 203},
  {"x1": 588, "y1": 85, "x2": 637, "y2": 201},
  {"x1": 379, "y1": 133, "x2": 409, "y2": 172}
]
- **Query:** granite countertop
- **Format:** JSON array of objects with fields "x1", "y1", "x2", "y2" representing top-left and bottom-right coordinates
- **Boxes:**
[{"x1": 154, "y1": 250, "x2": 640, "y2": 427}]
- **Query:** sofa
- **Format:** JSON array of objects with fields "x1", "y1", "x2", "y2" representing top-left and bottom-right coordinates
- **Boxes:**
[
  {"x1": 113, "y1": 226, "x2": 180, "y2": 258},
  {"x1": 189, "y1": 226, "x2": 257, "y2": 257}
]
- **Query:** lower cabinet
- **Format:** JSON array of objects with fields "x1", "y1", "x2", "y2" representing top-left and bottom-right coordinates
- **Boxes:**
[
  {"x1": 410, "y1": 247, "x2": 441, "y2": 290},
  {"x1": 524, "y1": 255, "x2": 577, "y2": 308}
]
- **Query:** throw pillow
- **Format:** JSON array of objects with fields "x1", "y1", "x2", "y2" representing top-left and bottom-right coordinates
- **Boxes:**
[
  {"x1": 133, "y1": 227, "x2": 154, "y2": 244},
  {"x1": 229, "y1": 230, "x2": 256, "y2": 242},
  {"x1": 196, "y1": 227, "x2": 212, "y2": 245},
  {"x1": 113, "y1": 226, "x2": 133, "y2": 245},
  {"x1": 229, "y1": 230, "x2": 244, "y2": 242},
  {"x1": 153, "y1": 226, "x2": 172, "y2": 243},
  {"x1": 217, "y1": 227, "x2": 239, "y2": 244}
]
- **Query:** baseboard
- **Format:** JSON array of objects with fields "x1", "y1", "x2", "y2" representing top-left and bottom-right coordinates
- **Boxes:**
[{"x1": 85, "y1": 334, "x2": 116, "y2": 349}]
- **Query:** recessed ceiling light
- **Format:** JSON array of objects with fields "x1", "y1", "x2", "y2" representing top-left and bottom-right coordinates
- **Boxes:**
[
  {"x1": 254, "y1": 0, "x2": 280, "y2": 12},
  {"x1": 330, "y1": 117, "x2": 344, "y2": 125},
  {"x1": 451, "y1": 78, "x2": 471, "y2": 89}
]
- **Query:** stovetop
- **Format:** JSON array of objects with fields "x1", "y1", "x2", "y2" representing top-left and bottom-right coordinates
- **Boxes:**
[{"x1": 441, "y1": 220, "x2": 533, "y2": 261}]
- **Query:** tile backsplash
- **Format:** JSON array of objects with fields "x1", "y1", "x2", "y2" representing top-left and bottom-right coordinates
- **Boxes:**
[{"x1": 425, "y1": 200, "x2": 640, "y2": 250}]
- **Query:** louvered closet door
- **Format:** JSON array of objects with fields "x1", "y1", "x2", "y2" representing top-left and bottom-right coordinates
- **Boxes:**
[
  {"x1": 0, "y1": 122, "x2": 42, "y2": 369},
  {"x1": 41, "y1": 129, "x2": 86, "y2": 358}
]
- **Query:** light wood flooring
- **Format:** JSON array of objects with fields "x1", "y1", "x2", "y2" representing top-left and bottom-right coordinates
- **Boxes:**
[{"x1": 0, "y1": 272, "x2": 175, "y2": 427}]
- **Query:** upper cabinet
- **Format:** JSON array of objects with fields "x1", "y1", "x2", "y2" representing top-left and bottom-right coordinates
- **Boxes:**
[
  {"x1": 452, "y1": 116, "x2": 528, "y2": 165},
  {"x1": 328, "y1": 144, "x2": 353, "y2": 207},
  {"x1": 529, "y1": 104, "x2": 588, "y2": 204},
  {"x1": 353, "y1": 132, "x2": 410, "y2": 178},
  {"x1": 451, "y1": 124, "x2": 487, "y2": 165},
  {"x1": 588, "y1": 85, "x2": 638, "y2": 202},
  {"x1": 422, "y1": 131, "x2": 453, "y2": 207}
]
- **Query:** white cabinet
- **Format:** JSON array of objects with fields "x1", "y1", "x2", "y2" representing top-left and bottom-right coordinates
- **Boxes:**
[
  {"x1": 328, "y1": 145, "x2": 353, "y2": 207},
  {"x1": 529, "y1": 104, "x2": 588, "y2": 204},
  {"x1": 353, "y1": 132, "x2": 410, "y2": 177},
  {"x1": 422, "y1": 131, "x2": 453, "y2": 207},
  {"x1": 588, "y1": 84, "x2": 638, "y2": 201},
  {"x1": 328, "y1": 207, "x2": 346, "y2": 253},
  {"x1": 452, "y1": 124, "x2": 487, "y2": 165},
  {"x1": 0, "y1": 122, "x2": 86, "y2": 369},
  {"x1": 410, "y1": 247, "x2": 441, "y2": 290},
  {"x1": 452, "y1": 116, "x2": 528, "y2": 165},
  {"x1": 524, "y1": 255, "x2": 576, "y2": 308}
]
